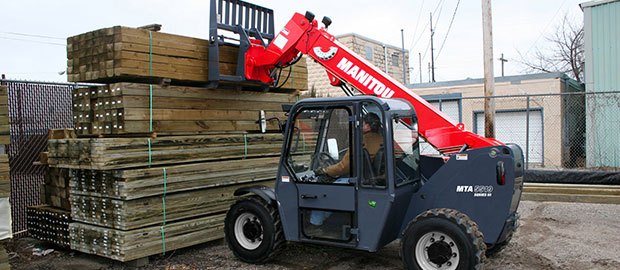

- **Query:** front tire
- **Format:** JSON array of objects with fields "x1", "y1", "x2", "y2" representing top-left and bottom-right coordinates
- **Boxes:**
[
  {"x1": 401, "y1": 208, "x2": 486, "y2": 270},
  {"x1": 225, "y1": 196, "x2": 284, "y2": 264}
]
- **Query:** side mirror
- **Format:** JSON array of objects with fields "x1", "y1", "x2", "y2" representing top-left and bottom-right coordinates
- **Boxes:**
[
  {"x1": 258, "y1": 110, "x2": 267, "y2": 133},
  {"x1": 327, "y1": 138, "x2": 339, "y2": 160}
]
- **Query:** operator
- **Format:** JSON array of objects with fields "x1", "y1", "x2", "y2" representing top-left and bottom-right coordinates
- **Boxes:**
[
  {"x1": 310, "y1": 112, "x2": 383, "y2": 228},
  {"x1": 314, "y1": 112, "x2": 383, "y2": 179}
]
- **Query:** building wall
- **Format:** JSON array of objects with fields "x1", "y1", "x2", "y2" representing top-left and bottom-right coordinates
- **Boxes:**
[
  {"x1": 410, "y1": 74, "x2": 579, "y2": 168},
  {"x1": 307, "y1": 33, "x2": 409, "y2": 97},
  {"x1": 582, "y1": 0, "x2": 620, "y2": 167}
]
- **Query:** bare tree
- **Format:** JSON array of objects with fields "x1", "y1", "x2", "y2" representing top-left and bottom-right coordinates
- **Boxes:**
[{"x1": 519, "y1": 15, "x2": 584, "y2": 82}]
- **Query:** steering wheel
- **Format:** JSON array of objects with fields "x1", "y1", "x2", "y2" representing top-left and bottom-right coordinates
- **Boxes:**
[{"x1": 312, "y1": 152, "x2": 337, "y2": 169}]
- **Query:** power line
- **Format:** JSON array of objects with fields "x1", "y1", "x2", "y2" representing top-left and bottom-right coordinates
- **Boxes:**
[
  {"x1": 436, "y1": 0, "x2": 461, "y2": 60},
  {"x1": 409, "y1": 0, "x2": 444, "y2": 52},
  {"x1": 0, "y1": 31, "x2": 65, "y2": 40},
  {"x1": 524, "y1": 0, "x2": 569, "y2": 56},
  {"x1": 407, "y1": 0, "x2": 425, "y2": 50},
  {"x1": 0, "y1": 35, "x2": 65, "y2": 46}
]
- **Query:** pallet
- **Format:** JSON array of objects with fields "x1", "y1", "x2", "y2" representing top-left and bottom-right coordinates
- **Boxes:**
[
  {"x1": 70, "y1": 212, "x2": 225, "y2": 262},
  {"x1": 69, "y1": 179, "x2": 271, "y2": 230},
  {"x1": 47, "y1": 133, "x2": 283, "y2": 170},
  {"x1": 26, "y1": 205, "x2": 72, "y2": 248},
  {"x1": 71, "y1": 83, "x2": 294, "y2": 136},
  {"x1": 66, "y1": 26, "x2": 308, "y2": 91},
  {"x1": 69, "y1": 156, "x2": 279, "y2": 200}
]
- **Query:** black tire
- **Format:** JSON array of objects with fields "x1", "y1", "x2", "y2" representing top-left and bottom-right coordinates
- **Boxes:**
[
  {"x1": 401, "y1": 208, "x2": 486, "y2": 270},
  {"x1": 224, "y1": 196, "x2": 285, "y2": 264}
]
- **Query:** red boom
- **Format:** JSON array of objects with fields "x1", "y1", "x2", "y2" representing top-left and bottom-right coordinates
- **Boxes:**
[{"x1": 245, "y1": 12, "x2": 503, "y2": 153}]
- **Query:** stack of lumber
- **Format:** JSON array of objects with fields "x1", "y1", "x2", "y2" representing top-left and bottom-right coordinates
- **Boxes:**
[
  {"x1": 71, "y1": 83, "x2": 291, "y2": 136},
  {"x1": 71, "y1": 179, "x2": 271, "y2": 230},
  {"x1": 0, "y1": 86, "x2": 8, "y2": 145},
  {"x1": 60, "y1": 24, "x2": 308, "y2": 263},
  {"x1": 40, "y1": 168, "x2": 71, "y2": 211},
  {"x1": 48, "y1": 133, "x2": 282, "y2": 170},
  {"x1": 26, "y1": 205, "x2": 71, "y2": 248},
  {"x1": 66, "y1": 26, "x2": 307, "y2": 91},
  {"x1": 70, "y1": 213, "x2": 225, "y2": 262},
  {"x1": 0, "y1": 242, "x2": 9, "y2": 270},
  {"x1": 70, "y1": 156, "x2": 279, "y2": 200},
  {"x1": 0, "y1": 154, "x2": 9, "y2": 198}
]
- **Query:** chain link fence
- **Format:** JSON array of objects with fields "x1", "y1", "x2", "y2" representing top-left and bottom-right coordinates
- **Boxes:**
[
  {"x1": 0, "y1": 79, "x2": 85, "y2": 236},
  {"x1": 425, "y1": 91, "x2": 620, "y2": 171}
]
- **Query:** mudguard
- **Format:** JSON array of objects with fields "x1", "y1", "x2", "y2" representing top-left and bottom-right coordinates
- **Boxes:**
[{"x1": 234, "y1": 185, "x2": 277, "y2": 205}]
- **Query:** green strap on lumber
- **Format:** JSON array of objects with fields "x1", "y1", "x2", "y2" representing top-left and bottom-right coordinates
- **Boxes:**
[
  {"x1": 160, "y1": 167, "x2": 167, "y2": 255},
  {"x1": 147, "y1": 138, "x2": 152, "y2": 167},
  {"x1": 301, "y1": 133, "x2": 307, "y2": 152},
  {"x1": 243, "y1": 134, "x2": 248, "y2": 159},
  {"x1": 148, "y1": 31, "x2": 153, "y2": 133}
]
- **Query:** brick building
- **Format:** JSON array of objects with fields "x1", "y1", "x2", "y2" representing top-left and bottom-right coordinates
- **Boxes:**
[{"x1": 306, "y1": 33, "x2": 409, "y2": 97}]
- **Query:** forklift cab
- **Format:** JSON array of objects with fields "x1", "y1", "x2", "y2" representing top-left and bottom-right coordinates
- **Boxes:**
[{"x1": 276, "y1": 96, "x2": 421, "y2": 251}]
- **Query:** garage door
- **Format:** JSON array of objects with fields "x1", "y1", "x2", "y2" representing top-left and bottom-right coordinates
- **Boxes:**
[
  {"x1": 474, "y1": 110, "x2": 543, "y2": 164},
  {"x1": 420, "y1": 100, "x2": 461, "y2": 155}
]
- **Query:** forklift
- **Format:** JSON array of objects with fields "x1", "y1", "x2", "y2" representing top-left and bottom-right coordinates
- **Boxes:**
[{"x1": 207, "y1": 1, "x2": 524, "y2": 269}]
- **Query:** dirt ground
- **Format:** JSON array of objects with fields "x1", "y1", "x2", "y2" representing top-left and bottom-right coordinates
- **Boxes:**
[{"x1": 4, "y1": 200, "x2": 620, "y2": 270}]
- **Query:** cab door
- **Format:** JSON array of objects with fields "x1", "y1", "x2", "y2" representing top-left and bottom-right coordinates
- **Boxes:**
[{"x1": 276, "y1": 105, "x2": 358, "y2": 245}]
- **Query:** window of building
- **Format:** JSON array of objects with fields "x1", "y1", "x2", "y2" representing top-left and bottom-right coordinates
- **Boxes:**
[
  {"x1": 391, "y1": 53, "x2": 400, "y2": 67},
  {"x1": 365, "y1": 46, "x2": 373, "y2": 61}
]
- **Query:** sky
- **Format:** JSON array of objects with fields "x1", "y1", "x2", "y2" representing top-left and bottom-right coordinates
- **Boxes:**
[{"x1": 0, "y1": 0, "x2": 586, "y2": 83}]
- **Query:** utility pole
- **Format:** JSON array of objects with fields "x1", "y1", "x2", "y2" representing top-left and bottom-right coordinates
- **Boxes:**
[
  {"x1": 401, "y1": 29, "x2": 407, "y2": 84},
  {"x1": 427, "y1": 62, "x2": 431, "y2": 83},
  {"x1": 499, "y1": 53, "x2": 508, "y2": 77},
  {"x1": 482, "y1": 0, "x2": 495, "y2": 138},
  {"x1": 418, "y1": 53, "x2": 422, "y2": 83},
  {"x1": 429, "y1": 13, "x2": 436, "y2": 82}
]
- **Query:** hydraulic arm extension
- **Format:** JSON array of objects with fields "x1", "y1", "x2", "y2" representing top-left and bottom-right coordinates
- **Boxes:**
[{"x1": 244, "y1": 12, "x2": 503, "y2": 153}]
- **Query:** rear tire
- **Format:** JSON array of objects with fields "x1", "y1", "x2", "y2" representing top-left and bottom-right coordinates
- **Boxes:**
[
  {"x1": 225, "y1": 196, "x2": 284, "y2": 264},
  {"x1": 401, "y1": 208, "x2": 486, "y2": 270}
]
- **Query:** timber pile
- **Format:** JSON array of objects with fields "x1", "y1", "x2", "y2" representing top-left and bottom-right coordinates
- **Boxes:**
[
  {"x1": 26, "y1": 205, "x2": 71, "y2": 248},
  {"x1": 70, "y1": 213, "x2": 225, "y2": 262},
  {"x1": 70, "y1": 156, "x2": 279, "y2": 200},
  {"x1": 0, "y1": 154, "x2": 9, "y2": 198},
  {"x1": 61, "y1": 24, "x2": 308, "y2": 263},
  {"x1": 66, "y1": 26, "x2": 307, "y2": 91},
  {"x1": 71, "y1": 83, "x2": 291, "y2": 136},
  {"x1": 40, "y1": 168, "x2": 71, "y2": 211},
  {"x1": 48, "y1": 133, "x2": 282, "y2": 170},
  {"x1": 0, "y1": 85, "x2": 8, "y2": 145},
  {"x1": 71, "y1": 179, "x2": 271, "y2": 230}
]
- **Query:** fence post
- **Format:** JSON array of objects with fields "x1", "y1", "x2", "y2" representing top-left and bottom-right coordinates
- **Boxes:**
[{"x1": 525, "y1": 95, "x2": 530, "y2": 170}]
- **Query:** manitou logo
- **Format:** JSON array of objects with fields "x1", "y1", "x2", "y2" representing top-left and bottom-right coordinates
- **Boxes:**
[
  {"x1": 335, "y1": 57, "x2": 395, "y2": 98},
  {"x1": 456, "y1": 185, "x2": 474, "y2": 193}
]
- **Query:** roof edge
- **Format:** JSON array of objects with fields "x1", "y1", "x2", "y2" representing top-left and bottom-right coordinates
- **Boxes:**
[
  {"x1": 580, "y1": 0, "x2": 619, "y2": 9},
  {"x1": 336, "y1": 33, "x2": 406, "y2": 52}
]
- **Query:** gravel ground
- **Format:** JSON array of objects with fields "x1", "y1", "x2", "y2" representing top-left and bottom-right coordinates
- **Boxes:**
[{"x1": 4, "y1": 200, "x2": 620, "y2": 270}]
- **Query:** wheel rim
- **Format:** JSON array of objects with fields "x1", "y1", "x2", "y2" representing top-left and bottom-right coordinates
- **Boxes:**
[
  {"x1": 234, "y1": 212, "x2": 263, "y2": 250},
  {"x1": 415, "y1": 231, "x2": 459, "y2": 270}
]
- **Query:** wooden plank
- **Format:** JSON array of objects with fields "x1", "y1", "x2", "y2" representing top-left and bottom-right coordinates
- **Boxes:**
[
  {"x1": 66, "y1": 26, "x2": 308, "y2": 91},
  {"x1": 48, "y1": 133, "x2": 283, "y2": 170},
  {"x1": 70, "y1": 179, "x2": 272, "y2": 230},
  {"x1": 70, "y1": 213, "x2": 226, "y2": 262},
  {"x1": 70, "y1": 156, "x2": 280, "y2": 199}
]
